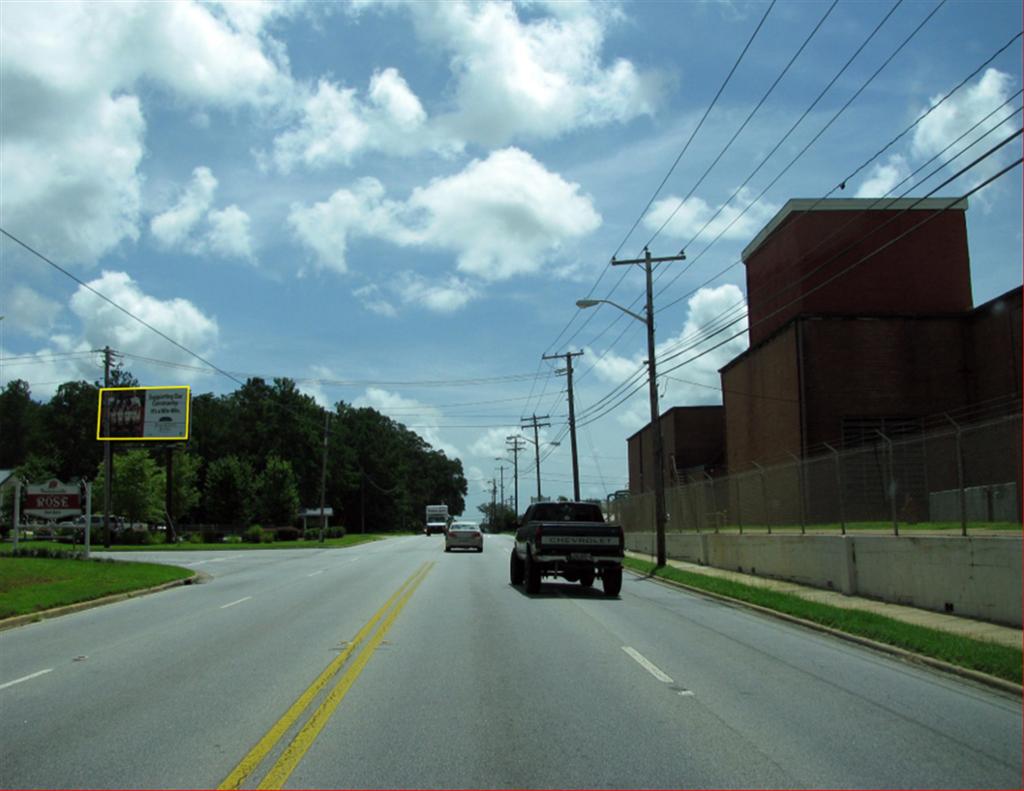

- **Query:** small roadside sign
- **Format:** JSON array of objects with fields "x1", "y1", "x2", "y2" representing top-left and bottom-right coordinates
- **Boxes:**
[{"x1": 24, "y1": 479, "x2": 81, "y2": 519}]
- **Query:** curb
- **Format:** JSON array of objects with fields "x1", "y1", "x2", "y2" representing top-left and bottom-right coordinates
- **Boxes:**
[
  {"x1": 0, "y1": 572, "x2": 199, "y2": 632},
  {"x1": 622, "y1": 564, "x2": 1023, "y2": 698}
]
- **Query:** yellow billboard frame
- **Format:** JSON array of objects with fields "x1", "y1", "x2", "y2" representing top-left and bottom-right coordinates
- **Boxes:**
[{"x1": 96, "y1": 385, "x2": 191, "y2": 441}]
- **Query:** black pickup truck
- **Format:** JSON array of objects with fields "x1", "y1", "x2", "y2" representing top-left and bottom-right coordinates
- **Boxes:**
[{"x1": 509, "y1": 501, "x2": 624, "y2": 596}]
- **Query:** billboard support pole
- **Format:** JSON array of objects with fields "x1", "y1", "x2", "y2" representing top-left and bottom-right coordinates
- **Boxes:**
[
  {"x1": 84, "y1": 480, "x2": 92, "y2": 558},
  {"x1": 165, "y1": 446, "x2": 176, "y2": 544},
  {"x1": 12, "y1": 478, "x2": 20, "y2": 551},
  {"x1": 102, "y1": 346, "x2": 113, "y2": 549}
]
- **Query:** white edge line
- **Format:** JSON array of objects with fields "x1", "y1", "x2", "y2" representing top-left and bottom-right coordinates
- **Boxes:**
[
  {"x1": 622, "y1": 646, "x2": 674, "y2": 684},
  {"x1": 220, "y1": 596, "x2": 252, "y2": 609},
  {"x1": 0, "y1": 669, "x2": 53, "y2": 691},
  {"x1": 307, "y1": 570, "x2": 324, "y2": 577}
]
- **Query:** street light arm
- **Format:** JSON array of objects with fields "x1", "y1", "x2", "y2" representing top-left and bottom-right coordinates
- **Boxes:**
[{"x1": 575, "y1": 298, "x2": 646, "y2": 324}]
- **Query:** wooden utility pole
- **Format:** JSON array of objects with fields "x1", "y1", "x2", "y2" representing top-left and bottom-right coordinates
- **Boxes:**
[
  {"x1": 543, "y1": 350, "x2": 584, "y2": 501},
  {"x1": 505, "y1": 435, "x2": 525, "y2": 517},
  {"x1": 520, "y1": 414, "x2": 550, "y2": 502},
  {"x1": 102, "y1": 346, "x2": 113, "y2": 549},
  {"x1": 612, "y1": 247, "x2": 686, "y2": 568},
  {"x1": 319, "y1": 411, "x2": 330, "y2": 542}
]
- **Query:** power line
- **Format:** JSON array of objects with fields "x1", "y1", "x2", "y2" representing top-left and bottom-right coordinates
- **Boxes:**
[
  {"x1": 575, "y1": 140, "x2": 1021, "y2": 428},
  {"x1": 571, "y1": 31, "x2": 1023, "y2": 426},
  {"x1": 561, "y1": 0, "x2": 913, "y2": 379},
  {"x1": 539, "y1": 0, "x2": 777, "y2": 362}
]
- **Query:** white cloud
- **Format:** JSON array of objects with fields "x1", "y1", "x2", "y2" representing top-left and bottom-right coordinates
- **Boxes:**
[
  {"x1": 272, "y1": 69, "x2": 454, "y2": 172},
  {"x1": 151, "y1": 167, "x2": 219, "y2": 247},
  {"x1": 0, "y1": 343, "x2": 100, "y2": 400},
  {"x1": 912, "y1": 69, "x2": 1016, "y2": 164},
  {"x1": 406, "y1": 1, "x2": 662, "y2": 145},
  {"x1": 354, "y1": 387, "x2": 461, "y2": 459},
  {"x1": 405, "y1": 148, "x2": 602, "y2": 280},
  {"x1": 353, "y1": 285, "x2": 398, "y2": 318},
  {"x1": 395, "y1": 273, "x2": 479, "y2": 314},
  {"x1": 289, "y1": 149, "x2": 601, "y2": 284},
  {"x1": 207, "y1": 206, "x2": 255, "y2": 260},
  {"x1": 469, "y1": 427, "x2": 521, "y2": 459},
  {"x1": 644, "y1": 187, "x2": 780, "y2": 243},
  {"x1": 298, "y1": 364, "x2": 335, "y2": 409},
  {"x1": 287, "y1": 177, "x2": 408, "y2": 273},
  {"x1": 855, "y1": 154, "x2": 910, "y2": 198},
  {"x1": 150, "y1": 167, "x2": 255, "y2": 260},
  {"x1": 0, "y1": 1, "x2": 295, "y2": 265},
  {"x1": 587, "y1": 284, "x2": 748, "y2": 428},
  {"x1": 69, "y1": 271, "x2": 219, "y2": 363},
  {"x1": 5, "y1": 285, "x2": 62, "y2": 339}
]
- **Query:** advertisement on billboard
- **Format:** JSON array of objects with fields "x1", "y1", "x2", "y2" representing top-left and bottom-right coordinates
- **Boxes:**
[{"x1": 97, "y1": 386, "x2": 191, "y2": 441}]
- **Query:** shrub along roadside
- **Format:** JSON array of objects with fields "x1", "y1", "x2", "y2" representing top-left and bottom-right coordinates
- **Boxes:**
[
  {"x1": 623, "y1": 557, "x2": 1022, "y2": 685},
  {"x1": 0, "y1": 555, "x2": 193, "y2": 619}
]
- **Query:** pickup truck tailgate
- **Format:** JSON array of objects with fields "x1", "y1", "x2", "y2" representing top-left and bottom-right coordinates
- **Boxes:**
[{"x1": 536, "y1": 522, "x2": 623, "y2": 555}]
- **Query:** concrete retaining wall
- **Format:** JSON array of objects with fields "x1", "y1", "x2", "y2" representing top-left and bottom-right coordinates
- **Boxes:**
[{"x1": 625, "y1": 532, "x2": 1022, "y2": 627}]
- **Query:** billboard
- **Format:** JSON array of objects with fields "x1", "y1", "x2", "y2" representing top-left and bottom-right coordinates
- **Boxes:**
[
  {"x1": 24, "y1": 479, "x2": 81, "y2": 519},
  {"x1": 97, "y1": 386, "x2": 191, "y2": 441}
]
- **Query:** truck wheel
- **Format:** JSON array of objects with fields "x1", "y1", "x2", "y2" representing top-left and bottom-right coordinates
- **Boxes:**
[
  {"x1": 525, "y1": 553, "x2": 541, "y2": 595},
  {"x1": 509, "y1": 549, "x2": 524, "y2": 585},
  {"x1": 580, "y1": 569, "x2": 595, "y2": 588},
  {"x1": 602, "y1": 566, "x2": 622, "y2": 597}
]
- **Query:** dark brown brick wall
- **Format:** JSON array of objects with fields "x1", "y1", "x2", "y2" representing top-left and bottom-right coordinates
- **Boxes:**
[
  {"x1": 627, "y1": 406, "x2": 725, "y2": 493},
  {"x1": 721, "y1": 324, "x2": 802, "y2": 471},
  {"x1": 745, "y1": 209, "x2": 972, "y2": 346}
]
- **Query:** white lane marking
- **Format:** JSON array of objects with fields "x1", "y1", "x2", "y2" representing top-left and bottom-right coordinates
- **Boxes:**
[
  {"x1": 307, "y1": 570, "x2": 324, "y2": 577},
  {"x1": 622, "y1": 646, "x2": 674, "y2": 684},
  {"x1": 678, "y1": 690, "x2": 695, "y2": 697},
  {"x1": 208, "y1": 558, "x2": 227, "y2": 563},
  {"x1": 220, "y1": 596, "x2": 252, "y2": 609},
  {"x1": 0, "y1": 669, "x2": 53, "y2": 691}
]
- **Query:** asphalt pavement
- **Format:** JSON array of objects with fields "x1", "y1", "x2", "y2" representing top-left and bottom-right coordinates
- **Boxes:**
[{"x1": 1, "y1": 535, "x2": 1020, "y2": 789}]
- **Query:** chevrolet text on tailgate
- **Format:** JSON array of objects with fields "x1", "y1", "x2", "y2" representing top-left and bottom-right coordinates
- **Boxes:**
[{"x1": 509, "y1": 501, "x2": 625, "y2": 596}]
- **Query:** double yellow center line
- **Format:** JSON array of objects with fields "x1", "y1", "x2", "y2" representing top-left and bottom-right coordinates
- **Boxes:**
[{"x1": 218, "y1": 561, "x2": 434, "y2": 790}]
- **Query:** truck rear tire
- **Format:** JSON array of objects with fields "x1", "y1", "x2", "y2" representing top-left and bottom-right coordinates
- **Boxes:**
[
  {"x1": 510, "y1": 549, "x2": 524, "y2": 585},
  {"x1": 525, "y1": 553, "x2": 541, "y2": 594},
  {"x1": 602, "y1": 566, "x2": 622, "y2": 596}
]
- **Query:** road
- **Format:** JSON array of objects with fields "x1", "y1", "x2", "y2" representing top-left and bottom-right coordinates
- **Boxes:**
[{"x1": 1, "y1": 535, "x2": 1020, "y2": 789}]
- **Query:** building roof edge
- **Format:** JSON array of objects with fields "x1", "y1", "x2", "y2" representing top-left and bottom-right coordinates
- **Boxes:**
[{"x1": 741, "y1": 197, "x2": 969, "y2": 263}]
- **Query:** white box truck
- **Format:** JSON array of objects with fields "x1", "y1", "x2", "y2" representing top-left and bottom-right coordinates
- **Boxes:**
[{"x1": 425, "y1": 505, "x2": 449, "y2": 535}]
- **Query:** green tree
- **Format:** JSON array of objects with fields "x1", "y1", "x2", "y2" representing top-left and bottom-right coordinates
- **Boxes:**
[
  {"x1": 170, "y1": 449, "x2": 201, "y2": 523},
  {"x1": 204, "y1": 456, "x2": 255, "y2": 528},
  {"x1": 477, "y1": 502, "x2": 518, "y2": 532},
  {"x1": 0, "y1": 380, "x2": 44, "y2": 469},
  {"x1": 94, "y1": 449, "x2": 165, "y2": 525},
  {"x1": 43, "y1": 380, "x2": 102, "y2": 482},
  {"x1": 257, "y1": 456, "x2": 300, "y2": 526}
]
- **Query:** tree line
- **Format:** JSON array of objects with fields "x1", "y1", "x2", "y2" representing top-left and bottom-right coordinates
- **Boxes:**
[{"x1": 0, "y1": 373, "x2": 467, "y2": 534}]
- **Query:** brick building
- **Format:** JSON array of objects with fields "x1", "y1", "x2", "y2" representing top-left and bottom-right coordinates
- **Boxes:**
[
  {"x1": 627, "y1": 197, "x2": 1021, "y2": 520},
  {"x1": 627, "y1": 405, "x2": 724, "y2": 494}
]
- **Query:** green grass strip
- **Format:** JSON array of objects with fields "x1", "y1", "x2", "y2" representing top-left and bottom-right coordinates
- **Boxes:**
[
  {"x1": 3, "y1": 534, "x2": 387, "y2": 553},
  {"x1": 623, "y1": 556, "x2": 1022, "y2": 685},
  {"x1": 0, "y1": 557, "x2": 193, "y2": 619}
]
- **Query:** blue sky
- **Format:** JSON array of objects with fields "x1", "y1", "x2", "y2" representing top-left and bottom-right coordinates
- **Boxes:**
[{"x1": 2, "y1": 0, "x2": 1022, "y2": 518}]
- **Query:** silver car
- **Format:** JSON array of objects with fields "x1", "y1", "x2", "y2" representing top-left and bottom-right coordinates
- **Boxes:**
[{"x1": 444, "y1": 521, "x2": 483, "y2": 552}]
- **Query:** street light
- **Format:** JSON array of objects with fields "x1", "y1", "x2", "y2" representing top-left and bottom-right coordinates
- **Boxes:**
[{"x1": 577, "y1": 247, "x2": 685, "y2": 568}]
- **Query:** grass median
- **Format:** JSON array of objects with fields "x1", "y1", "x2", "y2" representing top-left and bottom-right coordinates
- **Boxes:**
[
  {"x1": 623, "y1": 556, "x2": 1022, "y2": 685},
  {"x1": 0, "y1": 556, "x2": 194, "y2": 620},
  {"x1": 4, "y1": 534, "x2": 388, "y2": 553}
]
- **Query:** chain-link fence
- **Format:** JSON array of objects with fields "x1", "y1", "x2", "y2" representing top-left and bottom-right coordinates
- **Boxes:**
[{"x1": 613, "y1": 412, "x2": 1021, "y2": 535}]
